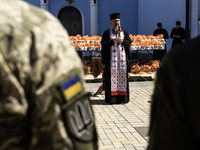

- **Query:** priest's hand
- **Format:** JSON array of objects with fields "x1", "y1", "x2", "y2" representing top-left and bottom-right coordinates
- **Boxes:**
[
  {"x1": 117, "y1": 38, "x2": 123, "y2": 44},
  {"x1": 113, "y1": 38, "x2": 118, "y2": 44},
  {"x1": 113, "y1": 37, "x2": 123, "y2": 44}
]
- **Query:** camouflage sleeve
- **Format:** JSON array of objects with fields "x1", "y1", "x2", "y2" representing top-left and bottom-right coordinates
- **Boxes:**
[
  {"x1": 0, "y1": 0, "x2": 98, "y2": 150},
  {"x1": 28, "y1": 19, "x2": 77, "y2": 150},
  {"x1": 0, "y1": 49, "x2": 30, "y2": 150},
  {"x1": 29, "y1": 19, "x2": 97, "y2": 150}
]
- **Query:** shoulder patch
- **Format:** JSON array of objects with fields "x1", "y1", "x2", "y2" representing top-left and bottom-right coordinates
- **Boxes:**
[
  {"x1": 62, "y1": 93, "x2": 96, "y2": 143},
  {"x1": 57, "y1": 73, "x2": 98, "y2": 148}
]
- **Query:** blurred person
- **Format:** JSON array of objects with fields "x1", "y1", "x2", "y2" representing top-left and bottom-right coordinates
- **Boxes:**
[
  {"x1": 0, "y1": 0, "x2": 98, "y2": 149},
  {"x1": 101, "y1": 13, "x2": 131, "y2": 104},
  {"x1": 153, "y1": 22, "x2": 169, "y2": 60},
  {"x1": 148, "y1": 36, "x2": 200, "y2": 150},
  {"x1": 170, "y1": 20, "x2": 186, "y2": 48}
]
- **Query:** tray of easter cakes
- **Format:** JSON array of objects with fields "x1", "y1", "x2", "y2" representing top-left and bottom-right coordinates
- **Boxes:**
[
  {"x1": 69, "y1": 34, "x2": 165, "y2": 51},
  {"x1": 69, "y1": 35, "x2": 102, "y2": 51},
  {"x1": 129, "y1": 34, "x2": 165, "y2": 51},
  {"x1": 128, "y1": 60, "x2": 160, "y2": 79}
]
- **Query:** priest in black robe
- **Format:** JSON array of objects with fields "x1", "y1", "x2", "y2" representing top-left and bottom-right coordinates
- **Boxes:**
[
  {"x1": 101, "y1": 13, "x2": 131, "y2": 104},
  {"x1": 153, "y1": 22, "x2": 169, "y2": 60},
  {"x1": 170, "y1": 20, "x2": 186, "y2": 48}
]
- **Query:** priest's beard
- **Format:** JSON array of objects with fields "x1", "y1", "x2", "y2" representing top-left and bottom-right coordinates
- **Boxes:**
[{"x1": 113, "y1": 25, "x2": 121, "y2": 34}]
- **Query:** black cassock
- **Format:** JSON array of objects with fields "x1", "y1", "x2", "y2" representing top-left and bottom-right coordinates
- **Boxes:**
[
  {"x1": 153, "y1": 28, "x2": 169, "y2": 60},
  {"x1": 101, "y1": 29, "x2": 131, "y2": 104},
  {"x1": 170, "y1": 27, "x2": 186, "y2": 48}
]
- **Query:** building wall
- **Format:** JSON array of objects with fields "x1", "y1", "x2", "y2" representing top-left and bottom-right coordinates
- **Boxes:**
[
  {"x1": 24, "y1": 0, "x2": 137, "y2": 37},
  {"x1": 24, "y1": 0, "x2": 40, "y2": 7},
  {"x1": 98, "y1": 0, "x2": 138, "y2": 37},
  {"x1": 199, "y1": 1, "x2": 200, "y2": 35},
  {"x1": 190, "y1": 0, "x2": 200, "y2": 40},
  {"x1": 138, "y1": 0, "x2": 186, "y2": 51},
  {"x1": 24, "y1": 0, "x2": 200, "y2": 51}
]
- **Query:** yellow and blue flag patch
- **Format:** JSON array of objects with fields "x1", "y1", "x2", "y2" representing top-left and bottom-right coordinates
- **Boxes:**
[{"x1": 61, "y1": 76, "x2": 82, "y2": 100}]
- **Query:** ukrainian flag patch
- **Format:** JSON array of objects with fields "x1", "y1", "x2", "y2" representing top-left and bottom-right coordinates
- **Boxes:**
[{"x1": 61, "y1": 76, "x2": 82, "y2": 100}]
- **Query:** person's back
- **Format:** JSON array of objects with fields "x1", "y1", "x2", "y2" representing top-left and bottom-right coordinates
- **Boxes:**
[
  {"x1": 148, "y1": 36, "x2": 200, "y2": 150},
  {"x1": 0, "y1": 0, "x2": 98, "y2": 149}
]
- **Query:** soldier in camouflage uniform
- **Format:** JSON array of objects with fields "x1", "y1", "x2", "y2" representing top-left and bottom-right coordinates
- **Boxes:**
[{"x1": 0, "y1": 0, "x2": 98, "y2": 149}]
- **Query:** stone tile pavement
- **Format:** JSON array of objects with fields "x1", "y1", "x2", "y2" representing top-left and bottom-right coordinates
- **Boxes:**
[{"x1": 85, "y1": 81, "x2": 155, "y2": 150}]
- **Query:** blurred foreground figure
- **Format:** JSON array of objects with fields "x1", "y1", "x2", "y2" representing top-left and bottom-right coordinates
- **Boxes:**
[
  {"x1": 0, "y1": 0, "x2": 98, "y2": 149},
  {"x1": 148, "y1": 36, "x2": 200, "y2": 150}
]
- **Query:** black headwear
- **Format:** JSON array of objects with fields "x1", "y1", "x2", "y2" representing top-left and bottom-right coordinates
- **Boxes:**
[
  {"x1": 109, "y1": 13, "x2": 120, "y2": 20},
  {"x1": 176, "y1": 20, "x2": 181, "y2": 25},
  {"x1": 157, "y1": 22, "x2": 162, "y2": 26}
]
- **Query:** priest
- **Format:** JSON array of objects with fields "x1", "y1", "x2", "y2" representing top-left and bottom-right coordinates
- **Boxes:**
[{"x1": 101, "y1": 13, "x2": 131, "y2": 104}]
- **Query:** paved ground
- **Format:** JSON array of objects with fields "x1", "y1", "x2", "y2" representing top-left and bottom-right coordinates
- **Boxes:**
[{"x1": 85, "y1": 81, "x2": 154, "y2": 150}]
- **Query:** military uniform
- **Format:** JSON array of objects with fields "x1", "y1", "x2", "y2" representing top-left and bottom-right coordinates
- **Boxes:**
[
  {"x1": 148, "y1": 36, "x2": 200, "y2": 150},
  {"x1": 0, "y1": 0, "x2": 98, "y2": 149}
]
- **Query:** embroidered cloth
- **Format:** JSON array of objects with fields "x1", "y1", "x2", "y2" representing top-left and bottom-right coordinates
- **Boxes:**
[{"x1": 109, "y1": 28, "x2": 127, "y2": 96}]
